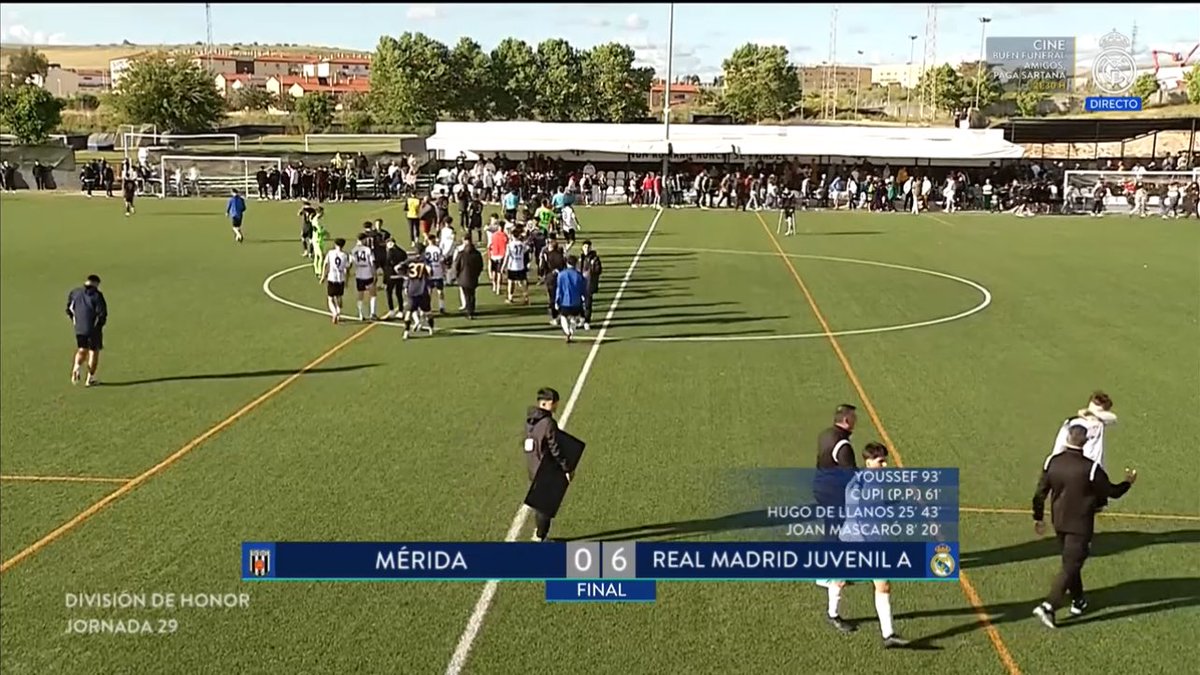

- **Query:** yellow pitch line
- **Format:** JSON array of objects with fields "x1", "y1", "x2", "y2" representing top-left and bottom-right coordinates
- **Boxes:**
[
  {"x1": 961, "y1": 505, "x2": 1200, "y2": 523},
  {"x1": 1, "y1": 323, "x2": 376, "y2": 575},
  {"x1": 754, "y1": 212, "x2": 1022, "y2": 675},
  {"x1": 1, "y1": 475, "x2": 131, "y2": 484}
]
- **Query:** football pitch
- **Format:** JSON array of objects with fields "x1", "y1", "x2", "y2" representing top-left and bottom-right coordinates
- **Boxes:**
[{"x1": 1, "y1": 193, "x2": 1197, "y2": 674}]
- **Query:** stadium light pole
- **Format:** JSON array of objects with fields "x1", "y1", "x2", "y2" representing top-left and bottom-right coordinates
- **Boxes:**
[
  {"x1": 661, "y1": 2, "x2": 675, "y2": 205},
  {"x1": 974, "y1": 17, "x2": 991, "y2": 112},
  {"x1": 905, "y1": 35, "x2": 917, "y2": 125},
  {"x1": 854, "y1": 50, "x2": 864, "y2": 119}
]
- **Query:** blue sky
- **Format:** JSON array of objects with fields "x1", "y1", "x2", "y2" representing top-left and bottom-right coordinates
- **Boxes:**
[{"x1": 2, "y1": 3, "x2": 1197, "y2": 78}]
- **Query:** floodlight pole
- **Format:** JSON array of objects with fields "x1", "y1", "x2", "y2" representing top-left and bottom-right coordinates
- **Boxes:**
[
  {"x1": 661, "y1": 2, "x2": 675, "y2": 207},
  {"x1": 974, "y1": 17, "x2": 991, "y2": 112},
  {"x1": 905, "y1": 35, "x2": 917, "y2": 125}
]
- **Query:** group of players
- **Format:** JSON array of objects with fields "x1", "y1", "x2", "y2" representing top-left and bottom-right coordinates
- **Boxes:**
[{"x1": 302, "y1": 192, "x2": 603, "y2": 343}]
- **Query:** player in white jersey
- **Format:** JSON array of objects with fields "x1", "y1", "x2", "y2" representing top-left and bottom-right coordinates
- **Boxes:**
[
  {"x1": 559, "y1": 205, "x2": 580, "y2": 250},
  {"x1": 320, "y1": 238, "x2": 351, "y2": 325},
  {"x1": 423, "y1": 235, "x2": 448, "y2": 313},
  {"x1": 504, "y1": 229, "x2": 530, "y2": 305},
  {"x1": 350, "y1": 232, "x2": 379, "y2": 321},
  {"x1": 1050, "y1": 391, "x2": 1117, "y2": 469}
]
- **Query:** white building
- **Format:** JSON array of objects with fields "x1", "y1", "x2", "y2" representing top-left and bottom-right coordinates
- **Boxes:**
[{"x1": 872, "y1": 63, "x2": 926, "y2": 89}]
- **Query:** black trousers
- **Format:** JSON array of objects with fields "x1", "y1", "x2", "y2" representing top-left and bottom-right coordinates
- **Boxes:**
[
  {"x1": 385, "y1": 279, "x2": 404, "y2": 311},
  {"x1": 462, "y1": 286, "x2": 477, "y2": 317},
  {"x1": 534, "y1": 509, "x2": 553, "y2": 539},
  {"x1": 584, "y1": 284, "x2": 599, "y2": 323},
  {"x1": 546, "y1": 274, "x2": 558, "y2": 319},
  {"x1": 1047, "y1": 532, "x2": 1090, "y2": 609}
]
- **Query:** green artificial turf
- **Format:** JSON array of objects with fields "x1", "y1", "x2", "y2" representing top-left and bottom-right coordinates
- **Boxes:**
[{"x1": 1, "y1": 193, "x2": 1197, "y2": 674}]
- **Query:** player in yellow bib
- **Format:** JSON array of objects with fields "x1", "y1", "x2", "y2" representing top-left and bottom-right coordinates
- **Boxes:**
[{"x1": 535, "y1": 200, "x2": 556, "y2": 234}]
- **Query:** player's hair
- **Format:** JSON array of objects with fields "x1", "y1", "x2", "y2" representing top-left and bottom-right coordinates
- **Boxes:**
[
  {"x1": 1067, "y1": 424, "x2": 1089, "y2": 446},
  {"x1": 537, "y1": 387, "x2": 561, "y2": 403},
  {"x1": 334, "y1": 238, "x2": 346, "y2": 248},
  {"x1": 834, "y1": 404, "x2": 857, "y2": 423},
  {"x1": 1090, "y1": 391, "x2": 1114, "y2": 410},
  {"x1": 566, "y1": 255, "x2": 579, "y2": 268},
  {"x1": 358, "y1": 232, "x2": 369, "y2": 242},
  {"x1": 862, "y1": 442, "x2": 888, "y2": 460},
  {"x1": 86, "y1": 274, "x2": 101, "y2": 285},
  {"x1": 582, "y1": 239, "x2": 593, "y2": 248},
  {"x1": 362, "y1": 221, "x2": 373, "y2": 229}
]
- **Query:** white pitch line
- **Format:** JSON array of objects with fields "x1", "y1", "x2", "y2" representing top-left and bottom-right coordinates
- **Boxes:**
[
  {"x1": 264, "y1": 247, "x2": 992, "y2": 344},
  {"x1": 443, "y1": 207, "x2": 663, "y2": 675}
]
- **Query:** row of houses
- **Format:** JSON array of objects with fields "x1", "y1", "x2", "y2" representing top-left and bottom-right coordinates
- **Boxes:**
[{"x1": 109, "y1": 50, "x2": 371, "y2": 86}]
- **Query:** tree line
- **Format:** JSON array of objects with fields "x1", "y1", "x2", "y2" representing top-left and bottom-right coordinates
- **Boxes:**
[{"x1": 3, "y1": 39, "x2": 1200, "y2": 144}]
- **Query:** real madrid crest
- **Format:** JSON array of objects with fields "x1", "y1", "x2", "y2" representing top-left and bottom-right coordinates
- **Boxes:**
[
  {"x1": 930, "y1": 544, "x2": 956, "y2": 578},
  {"x1": 1092, "y1": 30, "x2": 1138, "y2": 95}
]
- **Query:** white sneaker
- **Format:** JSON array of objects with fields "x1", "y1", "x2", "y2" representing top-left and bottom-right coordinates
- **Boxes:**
[
  {"x1": 402, "y1": 330, "x2": 410, "y2": 340},
  {"x1": 583, "y1": 323, "x2": 591, "y2": 331},
  {"x1": 85, "y1": 377, "x2": 97, "y2": 387}
]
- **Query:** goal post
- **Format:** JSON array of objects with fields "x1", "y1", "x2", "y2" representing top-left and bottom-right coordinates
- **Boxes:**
[
  {"x1": 158, "y1": 155, "x2": 282, "y2": 198},
  {"x1": 304, "y1": 133, "x2": 417, "y2": 151},
  {"x1": 1062, "y1": 169, "x2": 1200, "y2": 213},
  {"x1": 117, "y1": 124, "x2": 157, "y2": 149},
  {"x1": 125, "y1": 132, "x2": 240, "y2": 150}
]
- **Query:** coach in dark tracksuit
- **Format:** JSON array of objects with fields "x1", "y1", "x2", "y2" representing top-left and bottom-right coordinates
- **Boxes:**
[
  {"x1": 453, "y1": 239, "x2": 483, "y2": 319},
  {"x1": 814, "y1": 404, "x2": 858, "y2": 540},
  {"x1": 525, "y1": 387, "x2": 572, "y2": 542},
  {"x1": 540, "y1": 239, "x2": 566, "y2": 322},
  {"x1": 66, "y1": 274, "x2": 108, "y2": 387},
  {"x1": 1031, "y1": 424, "x2": 1136, "y2": 629},
  {"x1": 383, "y1": 241, "x2": 408, "y2": 319},
  {"x1": 580, "y1": 240, "x2": 602, "y2": 327}
]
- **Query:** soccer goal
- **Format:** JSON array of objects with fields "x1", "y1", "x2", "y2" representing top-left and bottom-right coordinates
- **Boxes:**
[
  {"x1": 303, "y1": 133, "x2": 417, "y2": 151},
  {"x1": 117, "y1": 124, "x2": 157, "y2": 149},
  {"x1": 158, "y1": 155, "x2": 282, "y2": 198},
  {"x1": 125, "y1": 132, "x2": 240, "y2": 150},
  {"x1": 1062, "y1": 169, "x2": 1200, "y2": 213},
  {"x1": 0, "y1": 133, "x2": 69, "y2": 146}
]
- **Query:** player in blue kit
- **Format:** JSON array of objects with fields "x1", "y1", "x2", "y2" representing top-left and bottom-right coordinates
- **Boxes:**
[
  {"x1": 226, "y1": 189, "x2": 247, "y2": 243},
  {"x1": 822, "y1": 442, "x2": 910, "y2": 648}
]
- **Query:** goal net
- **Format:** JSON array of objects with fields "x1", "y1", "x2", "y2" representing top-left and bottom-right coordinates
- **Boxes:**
[
  {"x1": 117, "y1": 124, "x2": 157, "y2": 149},
  {"x1": 1062, "y1": 169, "x2": 1200, "y2": 213},
  {"x1": 125, "y1": 132, "x2": 240, "y2": 150},
  {"x1": 304, "y1": 133, "x2": 416, "y2": 151},
  {"x1": 158, "y1": 155, "x2": 283, "y2": 197}
]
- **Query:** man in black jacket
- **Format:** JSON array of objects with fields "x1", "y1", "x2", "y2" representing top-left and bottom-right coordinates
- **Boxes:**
[
  {"x1": 525, "y1": 387, "x2": 572, "y2": 542},
  {"x1": 579, "y1": 240, "x2": 603, "y2": 330},
  {"x1": 382, "y1": 240, "x2": 408, "y2": 320},
  {"x1": 66, "y1": 275, "x2": 108, "y2": 387},
  {"x1": 452, "y1": 238, "x2": 484, "y2": 319},
  {"x1": 814, "y1": 403, "x2": 859, "y2": 633},
  {"x1": 1031, "y1": 424, "x2": 1137, "y2": 628}
]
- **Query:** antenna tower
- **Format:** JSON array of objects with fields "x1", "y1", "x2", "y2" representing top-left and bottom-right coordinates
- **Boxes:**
[
  {"x1": 205, "y1": 3, "x2": 214, "y2": 71},
  {"x1": 921, "y1": 4, "x2": 938, "y2": 119},
  {"x1": 822, "y1": 6, "x2": 839, "y2": 120}
]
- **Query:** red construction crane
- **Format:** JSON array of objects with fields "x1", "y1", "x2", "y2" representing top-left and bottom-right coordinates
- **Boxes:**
[{"x1": 1150, "y1": 44, "x2": 1199, "y2": 73}]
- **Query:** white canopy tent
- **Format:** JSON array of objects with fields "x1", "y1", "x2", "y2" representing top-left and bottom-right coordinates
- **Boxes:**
[{"x1": 426, "y1": 121, "x2": 1025, "y2": 165}]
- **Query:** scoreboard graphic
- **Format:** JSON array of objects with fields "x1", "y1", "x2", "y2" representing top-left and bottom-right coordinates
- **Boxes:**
[{"x1": 241, "y1": 468, "x2": 960, "y2": 603}]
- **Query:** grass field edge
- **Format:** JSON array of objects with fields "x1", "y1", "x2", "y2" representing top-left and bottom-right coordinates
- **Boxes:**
[
  {"x1": 0, "y1": 323, "x2": 377, "y2": 575},
  {"x1": 752, "y1": 210, "x2": 1023, "y2": 675}
]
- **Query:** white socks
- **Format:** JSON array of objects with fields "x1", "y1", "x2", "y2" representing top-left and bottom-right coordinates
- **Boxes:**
[
  {"x1": 875, "y1": 591, "x2": 894, "y2": 638},
  {"x1": 327, "y1": 298, "x2": 339, "y2": 318},
  {"x1": 827, "y1": 585, "x2": 841, "y2": 618},
  {"x1": 369, "y1": 297, "x2": 377, "y2": 316},
  {"x1": 559, "y1": 315, "x2": 574, "y2": 337},
  {"x1": 356, "y1": 300, "x2": 364, "y2": 318}
]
